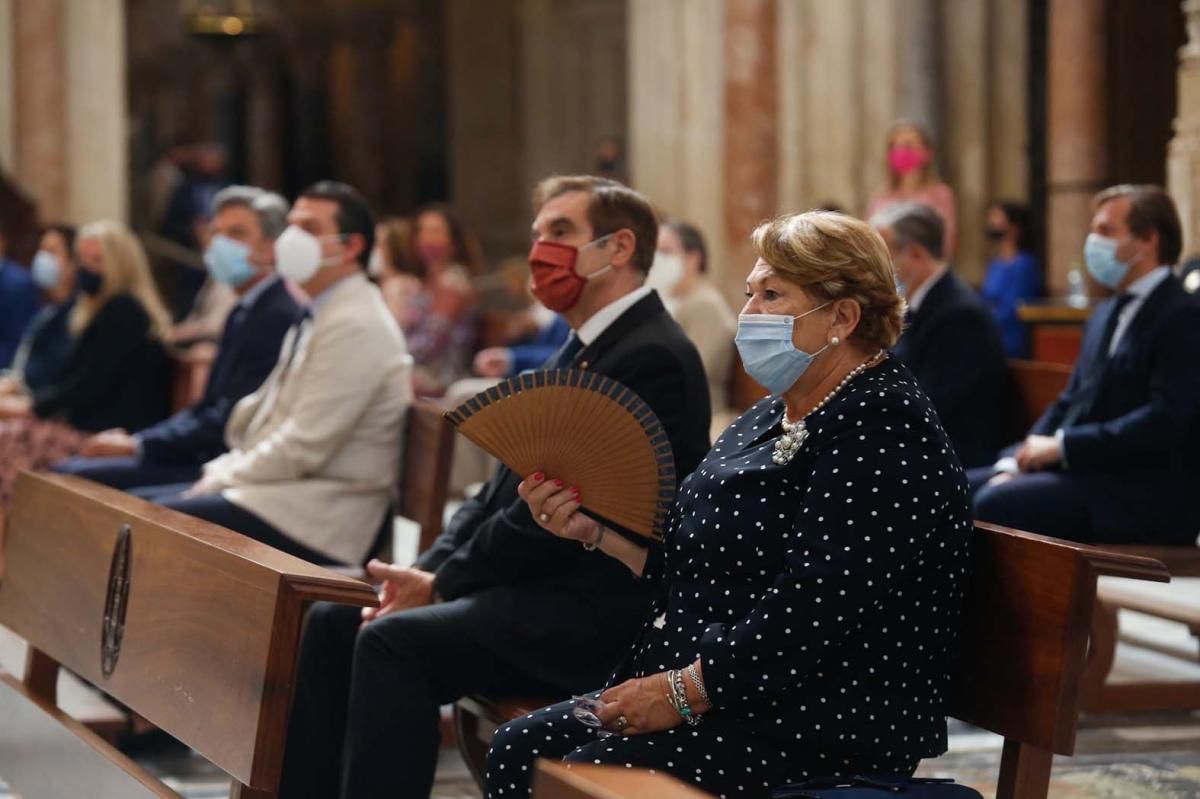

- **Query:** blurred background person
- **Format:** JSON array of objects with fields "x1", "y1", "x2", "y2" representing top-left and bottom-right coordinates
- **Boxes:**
[
  {"x1": 648, "y1": 220, "x2": 735, "y2": 416},
  {"x1": 874, "y1": 203, "x2": 1007, "y2": 468},
  {"x1": 0, "y1": 225, "x2": 40, "y2": 370},
  {"x1": 981, "y1": 201, "x2": 1042, "y2": 358},
  {"x1": 401, "y1": 203, "x2": 481, "y2": 397},
  {"x1": 867, "y1": 120, "x2": 957, "y2": 258},
  {"x1": 57, "y1": 186, "x2": 301, "y2": 493},
  {"x1": 0, "y1": 221, "x2": 172, "y2": 508},
  {"x1": 159, "y1": 141, "x2": 229, "y2": 320},
  {"x1": 369, "y1": 215, "x2": 423, "y2": 320},
  {"x1": 0, "y1": 225, "x2": 79, "y2": 397}
]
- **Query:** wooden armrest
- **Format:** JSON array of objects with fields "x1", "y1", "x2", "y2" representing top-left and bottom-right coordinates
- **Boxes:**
[{"x1": 533, "y1": 760, "x2": 714, "y2": 799}]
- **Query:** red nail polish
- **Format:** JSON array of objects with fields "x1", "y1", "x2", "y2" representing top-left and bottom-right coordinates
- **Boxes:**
[
  {"x1": 533, "y1": 472, "x2": 543, "y2": 481},
  {"x1": 554, "y1": 479, "x2": 563, "y2": 487}
]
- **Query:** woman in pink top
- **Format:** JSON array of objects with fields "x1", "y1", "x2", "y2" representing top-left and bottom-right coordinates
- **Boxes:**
[{"x1": 867, "y1": 120, "x2": 957, "y2": 258}]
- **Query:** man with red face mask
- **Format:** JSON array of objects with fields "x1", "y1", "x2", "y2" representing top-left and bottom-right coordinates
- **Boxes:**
[{"x1": 279, "y1": 176, "x2": 712, "y2": 799}]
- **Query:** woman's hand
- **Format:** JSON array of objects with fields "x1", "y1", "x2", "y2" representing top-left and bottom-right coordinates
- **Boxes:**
[
  {"x1": 595, "y1": 674, "x2": 681, "y2": 736},
  {"x1": 517, "y1": 472, "x2": 600, "y2": 544},
  {"x1": 0, "y1": 395, "x2": 32, "y2": 419}
]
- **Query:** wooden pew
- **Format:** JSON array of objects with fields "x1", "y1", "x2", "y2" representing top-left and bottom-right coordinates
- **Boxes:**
[
  {"x1": 399, "y1": 399, "x2": 456, "y2": 555},
  {"x1": 0, "y1": 471, "x2": 379, "y2": 798},
  {"x1": 455, "y1": 523, "x2": 1169, "y2": 799}
]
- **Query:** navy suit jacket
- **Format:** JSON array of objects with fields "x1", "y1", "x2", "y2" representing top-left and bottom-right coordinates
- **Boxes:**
[
  {"x1": 0, "y1": 258, "x2": 40, "y2": 369},
  {"x1": 892, "y1": 270, "x2": 1009, "y2": 468},
  {"x1": 137, "y1": 277, "x2": 302, "y2": 466},
  {"x1": 1033, "y1": 274, "x2": 1200, "y2": 475}
]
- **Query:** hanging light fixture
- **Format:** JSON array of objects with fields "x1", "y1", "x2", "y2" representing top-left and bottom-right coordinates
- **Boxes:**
[{"x1": 181, "y1": 0, "x2": 262, "y2": 38}]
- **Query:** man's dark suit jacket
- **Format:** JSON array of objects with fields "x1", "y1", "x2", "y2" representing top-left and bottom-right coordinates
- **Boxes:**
[
  {"x1": 892, "y1": 270, "x2": 1008, "y2": 468},
  {"x1": 1032, "y1": 273, "x2": 1200, "y2": 497},
  {"x1": 138, "y1": 277, "x2": 302, "y2": 466},
  {"x1": 415, "y1": 291, "x2": 712, "y2": 691}
]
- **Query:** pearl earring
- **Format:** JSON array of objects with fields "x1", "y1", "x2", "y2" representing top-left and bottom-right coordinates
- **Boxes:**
[{"x1": 831, "y1": 336, "x2": 841, "y2": 346}]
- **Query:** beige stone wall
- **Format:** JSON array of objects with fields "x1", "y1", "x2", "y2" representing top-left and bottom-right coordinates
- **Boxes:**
[
  {"x1": 0, "y1": 0, "x2": 14, "y2": 172},
  {"x1": 631, "y1": 0, "x2": 1030, "y2": 306},
  {"x1": 1169, "y1": 0, "x2": 1200, "y2": 259},
  {"x1": 4, "y1": 0, "x2": 127, "y2": 224}
]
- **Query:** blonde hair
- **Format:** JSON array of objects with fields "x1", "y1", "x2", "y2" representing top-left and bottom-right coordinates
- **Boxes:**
[
  {"x1": 751, "y1": 211, "x2": 906, "y2": 351},
  {"x1": 71, "y1": 221, "x2": 172, "y2": 340}
]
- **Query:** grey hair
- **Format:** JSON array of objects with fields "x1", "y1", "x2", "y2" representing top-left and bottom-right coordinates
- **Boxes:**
[
  {"x1": 211, "y1": 185, "x2": 289, "y2": 239},
  {"x1": 870, "y1": 202, "x2": 945, "y2": 261}
]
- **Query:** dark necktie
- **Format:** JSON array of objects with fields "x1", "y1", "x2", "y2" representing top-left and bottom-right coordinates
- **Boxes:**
[
  {"x1": 544, "y1": 333, "x2": 584, "y2": 369},
  {"x1": 1062, "y1": 293, "x2": 1134, "y2": 427}
]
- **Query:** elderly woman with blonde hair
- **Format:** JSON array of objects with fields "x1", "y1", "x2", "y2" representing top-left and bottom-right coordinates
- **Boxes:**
[
  {"x1": 487, "y1": 211, "x2": 973, "y2": 798},
  {"x1": 0, "y1": 220, "x2": 172, "y2": 508}
]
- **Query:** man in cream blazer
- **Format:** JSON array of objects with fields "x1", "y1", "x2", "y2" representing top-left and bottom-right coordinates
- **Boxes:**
[{"x1": 153, "y1": 182, "x2": 413, "y2": 566}]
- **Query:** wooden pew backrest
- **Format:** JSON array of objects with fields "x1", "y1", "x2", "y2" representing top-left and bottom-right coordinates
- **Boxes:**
[
  {"x1": 1006, "y1": 359, "x2": 1072, "y2": 439},
  {"x1": 399, "y1": 399, "x2": 456, "y2": 554},
  {"x1": 0, "y1": 471, "x2": 378, "y2": 797},
  {"x1": 951, "y1": 523, "x2": 1167, "y2": 797}
]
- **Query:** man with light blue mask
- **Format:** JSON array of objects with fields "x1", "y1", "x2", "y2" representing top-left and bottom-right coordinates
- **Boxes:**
[
  {"x1": 972, "y1": 184, "x2": 1200, "y2": 545},
  {"x1": 56, "y1": 185, "x2": 302, "y2": 493}
]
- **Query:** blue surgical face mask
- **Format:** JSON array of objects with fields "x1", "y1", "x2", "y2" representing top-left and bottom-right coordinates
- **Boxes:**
[
  {"x1": 205, "y1": 234, "x2": 258, "y2": 288},
  {"x1": 31, "y1": 250, "x2": 60, "y2": 290},
  {"x1": 735, "y1": 302, "x2": 832, "y2": 395},
  {"x1": 1084, "y1": 233, "x2": 1131, "y2": 290}
]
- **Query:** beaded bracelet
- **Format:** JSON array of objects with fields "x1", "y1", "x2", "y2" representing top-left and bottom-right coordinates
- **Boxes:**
[{"x1": 666, "y1": 669, "x2": 702, "y2": 726}]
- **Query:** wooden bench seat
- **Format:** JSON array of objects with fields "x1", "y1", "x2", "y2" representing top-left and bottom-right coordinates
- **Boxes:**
[
  {"x1": 455, "y1": 523, "x2": 1169, "y2": 799},
  {"x1": 0, "y1": 471, "x2": 379, "y2": 798}
]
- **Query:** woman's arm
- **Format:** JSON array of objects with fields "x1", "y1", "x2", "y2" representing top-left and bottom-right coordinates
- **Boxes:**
[{"x1": 518, "y1": 473, "x2": 649, "y2": 576}]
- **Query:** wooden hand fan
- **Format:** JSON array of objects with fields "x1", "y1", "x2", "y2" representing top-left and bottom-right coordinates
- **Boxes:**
[{"x1": 445, "y1": 369, "x2": 676, "y2": 541}]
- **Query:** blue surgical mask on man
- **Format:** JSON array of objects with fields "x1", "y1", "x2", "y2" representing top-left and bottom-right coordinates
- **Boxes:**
[
  {"x1": 204, "y1": 235, "x2": 258, "y2": 288},
  {"x1": 734, "y1": 302, "x2": 832, "y2": 395},
  {"x1": 1083, "y1": 233, "x2": 1132, "y2": 290}
]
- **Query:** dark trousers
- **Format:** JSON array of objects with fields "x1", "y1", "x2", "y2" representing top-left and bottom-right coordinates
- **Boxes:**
[
  {"x1": 54, "y1": 455, "x2": 201, "y2": 491},
  {"x1": 280, "y1": 599, "x2": 571, "y2": 799},
  {"x1": 149, "y1": 488, "x2": 342, "y2": 566},
  {"x1": 970, "y1": 466, "x2": 1200, "y2": 545}
]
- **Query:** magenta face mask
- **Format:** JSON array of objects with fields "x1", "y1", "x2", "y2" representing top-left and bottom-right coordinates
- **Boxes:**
[{"x1": 888, "y1": 145, "x2": 928, "y2": 175}]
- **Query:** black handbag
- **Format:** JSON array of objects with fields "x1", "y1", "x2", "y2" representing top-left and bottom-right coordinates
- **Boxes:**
[{"x1": 771, "y1": 775, "x2": 983, "y2": 799}]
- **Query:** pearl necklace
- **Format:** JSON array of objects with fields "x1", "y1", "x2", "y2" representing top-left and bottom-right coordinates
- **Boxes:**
[{"x1": 773, "y1": 351, "x2": 885, "y2": 465}]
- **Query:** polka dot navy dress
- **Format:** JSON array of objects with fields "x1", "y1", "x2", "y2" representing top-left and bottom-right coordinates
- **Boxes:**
[{"x1": 485, "y1": 357, "x2": 972, "y2": 799}]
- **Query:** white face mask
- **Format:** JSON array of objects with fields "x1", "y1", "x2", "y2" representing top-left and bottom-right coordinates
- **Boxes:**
[
  {"x1": 367, "y1": 247, "x2": 386, "y2": 278},
  {"x1": 275, "y1": 225, "x2": 343, "y2": 284},
  {"x1": 647, "y1": 251, "x2": 685, "y2": 295}
]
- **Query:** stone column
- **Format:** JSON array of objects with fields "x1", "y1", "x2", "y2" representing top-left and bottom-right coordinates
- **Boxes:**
[
  {"x1": 628, "y1": 0, "x2": 724, "y2": 283},
  {"x1": 723, "y1": 0, "x2": 777, "y2": 302},
  {"x1": 0, "y1": 0, "x2": 14, "y2": 171},
  {"x1": 64, "y1": 0, "x2": 127, "y2": 223},
  {"x1": 1168, "y1": 0, "x2": 1200, "y2": 259},
  {"x1": 941, "y1": 0, "x2": 988, "y2": 277},
  {"x1": 1046, "y1": 0, "x2": 1108, "y2": 295},
  {"x1": 13, "y1": 0, "x2": 67, "y2": 220}
]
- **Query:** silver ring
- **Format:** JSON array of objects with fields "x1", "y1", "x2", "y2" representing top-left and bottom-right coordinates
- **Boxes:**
[
  {"x1": 615, "y1": 715, "x2": 628, "y2": 731},
  {"x1": 539, "y1": 513, "x2": 549, "y2": 523}
]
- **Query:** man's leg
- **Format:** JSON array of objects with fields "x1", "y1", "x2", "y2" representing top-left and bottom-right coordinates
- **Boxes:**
[
  {"x1": 157, "y1": 493, "x2": 342, "y2": 565},
  {"x1": 340, "y1": 596, "x2": 570, "y2": 799},
  {"x1": 974, "y1": 471, "x2": 1092, "y2": 540},
  {"x1": 279, "y1": 602, "x2": 363, "y2": 799},
  {"x1": 54, "y1": 455, "x2": 201, "y2": 491}
]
